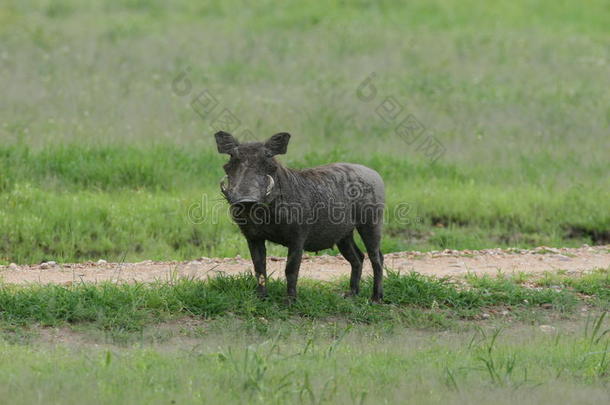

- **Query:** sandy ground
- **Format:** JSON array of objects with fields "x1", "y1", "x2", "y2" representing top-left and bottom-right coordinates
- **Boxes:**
[{"x1": 1, "y1": 245, "x2": 608, "y2": 285}]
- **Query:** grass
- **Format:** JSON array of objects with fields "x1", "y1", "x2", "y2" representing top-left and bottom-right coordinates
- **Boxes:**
[
  {"x1": 0, "y1": 143, "x2": 607, "y2": 264},
  {"x1": 537, "y1": 269, "x2": 610, "y2": 309},
  {"x1": 1, "y1": 1, "x2": 609, "y2": 403},
  {"x1": 0, "y1": 0, "x2": 609, "y2": 264},
  {"x1": 1, "y1": 270, "x2": 608, "y2": 331},
  {"x1": 0, "y1": 308, "x2": 608, "y2": 404},
  {"x1": 0, "y1": 271, "x2": 607, "y2": 404},
  {"x1": 1, "y1": 325, "x2": 608, "y2": 405},
  {"x1": 0, "y1": 271, "x2": 608, "y2": 404}
]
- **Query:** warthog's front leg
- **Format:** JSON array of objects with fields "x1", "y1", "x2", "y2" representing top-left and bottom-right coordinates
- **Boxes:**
[
  {"x1": 247, "y1": 238, "x2": 267, "y2": 297},
  {"x1": 285, "y1": 239, "x2": 305, "y2": 302}
]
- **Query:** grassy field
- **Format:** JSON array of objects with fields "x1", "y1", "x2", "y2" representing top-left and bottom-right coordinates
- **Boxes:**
[
  {"x1": 1, "y1": 319, "x2": 609, "y2": 405},
  {"x1": 0, "y1": 2, "x2": 609, "y2": 402},
  {"x1": 0, "y1": 0, "x2": 609, "y2": 264},
  {"x1": 2, "y1": 270, "x2": 608, "y2": 330},
  {"x1": 0, "y1": 270, "x2": 609, "y2": 404}
]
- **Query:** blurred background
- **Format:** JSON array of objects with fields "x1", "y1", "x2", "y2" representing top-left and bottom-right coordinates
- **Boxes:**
[{"x1": 0, "y1": 0, "x2": 608, "y2": 264}]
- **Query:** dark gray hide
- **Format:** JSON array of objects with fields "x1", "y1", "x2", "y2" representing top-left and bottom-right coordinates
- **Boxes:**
[{"x1": 215, "y1": 131, "x2": 385, "y2": 301}]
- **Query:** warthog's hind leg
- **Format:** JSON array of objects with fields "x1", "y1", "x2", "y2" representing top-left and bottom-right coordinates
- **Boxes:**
[
  {"x1": 285, "y1": 238, "x2": 305, "y2": 302},
  {"x1": 357, "y1": 224, "x2": 384, "y2": 302},
  {"x1": 337, "y1": 231, "x2": 364, "y2": 296}
]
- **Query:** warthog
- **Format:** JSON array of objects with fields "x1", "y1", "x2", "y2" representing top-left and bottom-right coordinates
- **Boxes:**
[{"x1": 215, "y1": 131, "x2": 385, "y2": 302}]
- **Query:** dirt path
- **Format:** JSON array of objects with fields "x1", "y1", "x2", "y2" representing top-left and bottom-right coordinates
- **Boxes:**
[{"x1": 1, "y1": 245, "x2": 608, "y2": 285}]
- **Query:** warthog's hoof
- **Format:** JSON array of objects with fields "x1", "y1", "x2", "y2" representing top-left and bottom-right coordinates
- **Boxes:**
[
  {"x1": 256, "y1": 286, "x2": 268, "y2": 299},
  {"x1": 342, "y1": 290, "x2": 360, "y2": 298},
  {"x1": 370, "y1": 294, "x2": 384, "y2": 304}
]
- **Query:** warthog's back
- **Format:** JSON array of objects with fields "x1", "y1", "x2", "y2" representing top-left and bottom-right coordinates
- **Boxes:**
[
  {"x1": 283, "y1": 163, "x2": 385, "y2": 251},
  {"x1": 297, "y1": 162, "x2": 385, "y2": 206}
]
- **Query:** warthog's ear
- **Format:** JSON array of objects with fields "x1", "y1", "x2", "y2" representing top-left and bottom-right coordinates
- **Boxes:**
[
  {"x1": 214, "y1": 131, "x2": 239, "y2": 154},
  {"x1": 265, "y1": 132, "x2": 291, "y2": 156}
]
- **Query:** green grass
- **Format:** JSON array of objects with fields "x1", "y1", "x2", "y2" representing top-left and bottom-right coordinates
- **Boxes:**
[
  {"x1": 1, "y1": 270, "x2": 608, "y2": 331},
  {"x1": 537, "y1": 269, "x2": 610, "y2": 309},
  {"x1": 0, "y1": 272, "x2": 608, "y2": 404},
  {"x1": 0, "y1": 144, "x2": 607, "y2": 264},
  {"x1": 0, "y1": 0, "x2": 609, "y2": 264},
  {"x1": 0, "y1": 313, "x2": 609, "y2": 404},
  {"x1": 2, "y1": 1, "x2": 609, "y2": 403}
]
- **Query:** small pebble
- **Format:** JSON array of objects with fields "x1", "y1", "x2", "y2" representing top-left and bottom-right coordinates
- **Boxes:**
[
  {"x1": 539, "y1": 325, "x2": 556, "y2": 333},
  {"x1": 8, "y1": 263, "x2": 19, "y2": 270},
  {"x1": 97, "y1": 259, "x2": 107, "y2": 265}
]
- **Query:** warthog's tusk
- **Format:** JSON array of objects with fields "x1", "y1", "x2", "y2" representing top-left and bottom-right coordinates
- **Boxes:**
[
  {"x1": 265, "y1": 175, "x2": 274, "y2": 196},
  {"x1": 220, "y1": 175, "x2": 228, "y2": 192}
]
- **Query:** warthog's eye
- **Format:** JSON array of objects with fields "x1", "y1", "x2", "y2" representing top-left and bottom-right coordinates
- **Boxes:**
[{"x1": 223, "y1": 157, "x2": 240, "y2": 172}]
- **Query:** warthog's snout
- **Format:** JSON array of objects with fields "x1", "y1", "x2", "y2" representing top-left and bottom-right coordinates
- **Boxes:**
[
  {"x1": 220, "y1": 174, "x2": 275, "y2": 205},
  {"x1": 230, "y1": 198, "x2": 258, "y2": 205}
]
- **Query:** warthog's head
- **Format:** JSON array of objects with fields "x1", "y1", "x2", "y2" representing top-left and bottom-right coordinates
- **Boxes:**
[{"x1": 215, "y1": 131, "x2": 290, "y2": 205}]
